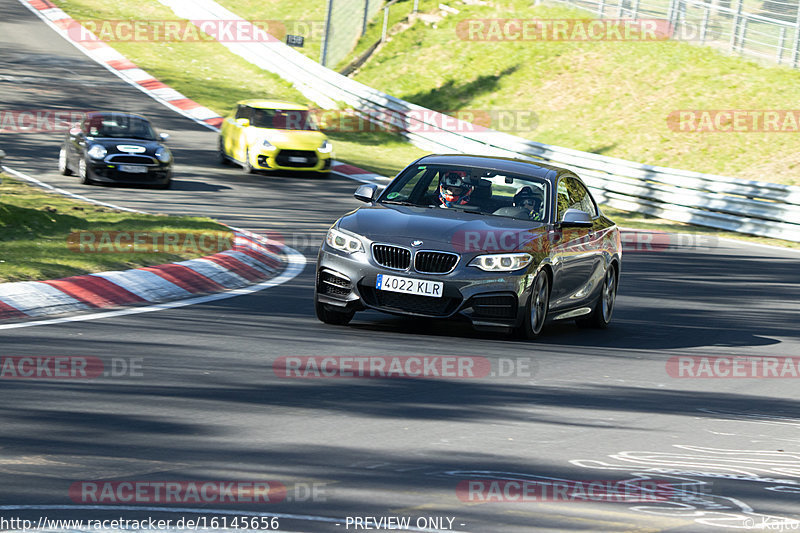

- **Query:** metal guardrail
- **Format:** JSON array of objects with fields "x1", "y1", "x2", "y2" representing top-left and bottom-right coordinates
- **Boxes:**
[{"x1": 160, "y1": 0, "x2": 800, "y2": 242}]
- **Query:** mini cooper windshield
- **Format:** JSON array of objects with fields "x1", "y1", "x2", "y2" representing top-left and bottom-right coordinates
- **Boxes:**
[
  {"x1": 379, "y1": 164, "x2": 550, "y2": 222},
  {"x1": 86, "y1": 114, "x2": 158, "y2": 140}
]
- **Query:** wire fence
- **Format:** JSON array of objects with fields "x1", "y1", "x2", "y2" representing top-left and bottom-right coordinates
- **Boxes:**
[
  {"x1": 320, "y1": 0, "x2": 385, "y2": 67},
  {"x1": 550, "y1": 0, "x2": 800, "y2": 67}
]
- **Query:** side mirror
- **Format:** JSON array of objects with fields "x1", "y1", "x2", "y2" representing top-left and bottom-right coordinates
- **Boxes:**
[
  {"x1": 354, "y1": 184, "x2": 378, "y2": 203},
  {"x1": 236, "y1": 118, "x2": 250, "y2": 127},
  {"x1": 159, "y1": 132, "x2": 170, "y2": 142},
  {"x1": 560, "y1": 208, "x2": 593, "y2": 228}
]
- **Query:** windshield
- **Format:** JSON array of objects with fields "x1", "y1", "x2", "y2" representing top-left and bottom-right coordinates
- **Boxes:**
[
  {"x1": 251, "y1": 108, "x2": 318, "y2": 131},
  {"x1": 85, "y1": 115, "x2": 158, "y2": 140},
  {"x1": 379, "y1": 164, "x2": 549, "y2": 221}
]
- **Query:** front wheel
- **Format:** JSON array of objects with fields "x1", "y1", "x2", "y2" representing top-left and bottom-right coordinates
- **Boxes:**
[
  {"x1": 315, "y1": 298, "x2": 354, "y2": 326},
  {"x1": 78, "y1": 158, "x2": 92, "y2": 185},
  {"x1": 218, "y1": 137, "x2": 230, "y2": 165},
  {"x1": 58, "y1": 146, "x2": 73, "y2": 175},
  {"x1": 516, "y1": 270, "x2": 550, "y2": 339},
  {"x1": 577, "y1": 264, "x2": 617, "y2": 329},
  {"x1": 243, "y1": 149, "x2": 255, "y2": 174}
]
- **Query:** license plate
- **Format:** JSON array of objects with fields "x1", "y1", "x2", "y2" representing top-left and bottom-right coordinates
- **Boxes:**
[
  {"x1": 119, "y1": 165, "x2": 147, "y2": 173},
  {"x1": 288, "y1": 156, "x2": 307, "y2": 163},
  {"x1": 376, "y1": 274, "x2": 443, "y2": 298}
]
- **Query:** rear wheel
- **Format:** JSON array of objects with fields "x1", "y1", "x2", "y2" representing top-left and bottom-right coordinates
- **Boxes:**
[
  {"x1": 58, "y1": 146, "x2": 73, "y2": 175},
  {"x1": 516, "y1": 270, "x2": 549, "y2": 339},
  {"x1": 315, "y1": 298, "x2": 354, "y2": 326},
  {"x1": 577, "y1": 264, "x2": 617, "y2": 329}
]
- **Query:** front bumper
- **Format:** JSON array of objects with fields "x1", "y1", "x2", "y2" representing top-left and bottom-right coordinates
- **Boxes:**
[
  {"x1": 252, "y1": 148, "x2": 332, "y2": 173},
  {"x1": 316, "y1": 245, "x2": 534, "y2": 329},
  {"x1": 88, "y1": 160, "x2": 172, "y2": 185}
]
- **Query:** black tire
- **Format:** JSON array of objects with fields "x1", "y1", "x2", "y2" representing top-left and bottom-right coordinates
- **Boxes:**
[
  {"x1": 154, "y1": 179, "x2": 172, "y2": 190},
  {"x1": 218, "y1": 137, "x2": 230, "y2": 165},
  {"x1": 315, "y1": 298, "x2": 355, "y2": 326},
  {"x1": 515, "y1": 269, "x2": 550, "y2": 339},
  {"x1": 243, "y1": 149, "x2": 255, "y2": 174},
  {"x1": 58, "y1": 146, "x2": 73, "y2": 176},
  {"x1": 78, "y1": 158, "x2": 92, "y2": 185},
  {"x1": 577, "y1": 264, "x2": 617, "y2": 329}
]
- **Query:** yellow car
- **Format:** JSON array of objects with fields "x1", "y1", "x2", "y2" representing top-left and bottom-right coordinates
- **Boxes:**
[{"x1": 219, "y1": 100, "x2": 332, "y2": 174}]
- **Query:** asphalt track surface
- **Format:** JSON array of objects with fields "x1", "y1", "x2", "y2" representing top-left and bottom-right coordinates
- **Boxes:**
[{"x1": 1, "y1": 1, "x2": 800, "y2": 531}]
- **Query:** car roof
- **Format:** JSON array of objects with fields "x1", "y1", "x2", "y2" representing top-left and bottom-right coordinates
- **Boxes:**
[
  {"x1": 414, "y1": 154, "x2": 568, "y2": 180},
  {"x1": 85, "y1": 111, "x2": 150, "y2": 122},
  {"x1": 237, "y1": 99, "x2": 309, "y2": 111}
]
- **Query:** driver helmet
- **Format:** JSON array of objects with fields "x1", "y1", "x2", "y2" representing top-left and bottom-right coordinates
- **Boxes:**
[
  {"x1": 439, "y1": 170, "x2": 474, "y2": 207},
  {"x1": 514, "y1": 186, "x2": 542, "y2": 218}
]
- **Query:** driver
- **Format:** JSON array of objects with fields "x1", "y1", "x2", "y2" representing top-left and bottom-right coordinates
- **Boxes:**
[
  {"x1": 439, "y1": 170, "x2": 474, "y2": 207},
  {"x1": 513, "y1": 186, "x2": 543, "y2": 220}
]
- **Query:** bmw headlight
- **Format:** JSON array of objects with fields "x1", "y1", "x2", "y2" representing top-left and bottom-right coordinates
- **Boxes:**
[
  {"x1": 469, "y1": 253, "x2": 533, "y2": 272},
  {"x1": 318, "y1": 140, "x2": 332, "y2": 154},
  {"x1": 87, "y1": 144, "x2": 107, "y2": 160},
  {"x1": 326, "y1": 227, "x2": 364, "y2": 254},
  {"x1": 261, "y1": 139, "x2": 277, "y2": 151},
  {"x1": 155, "y1": 146, "x2": 172, "y2": 163}
]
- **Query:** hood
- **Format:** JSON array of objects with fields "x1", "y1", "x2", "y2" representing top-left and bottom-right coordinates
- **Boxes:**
[
  {"x1": 87, "y1": 137, "x2": 161, "y2": 155},
  {"x1": 260, "y1": 129, "x2": 327, "y2": 150},
  {"x1": 338, "y1": 204, "x2": 548, "y2": 252}
]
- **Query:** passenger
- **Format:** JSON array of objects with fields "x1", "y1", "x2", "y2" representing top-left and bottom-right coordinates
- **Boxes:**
[{"x1": 513, "y1": 186, "x2": 544, "y2": 220}]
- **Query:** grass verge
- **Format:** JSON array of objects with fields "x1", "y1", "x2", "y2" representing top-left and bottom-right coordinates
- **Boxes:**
[{"x1": 0, "y1": 174, "x2": 234, "y2": 282}]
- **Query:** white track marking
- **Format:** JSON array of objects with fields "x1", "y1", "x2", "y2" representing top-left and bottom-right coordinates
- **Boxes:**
[{"x1": 2, "y1": 166, "x2": 148, "y2": 213}]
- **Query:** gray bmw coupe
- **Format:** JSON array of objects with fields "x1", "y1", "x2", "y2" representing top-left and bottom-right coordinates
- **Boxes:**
[{"x1": 315, "y1": 154, "x2": 621, "y2": 338}]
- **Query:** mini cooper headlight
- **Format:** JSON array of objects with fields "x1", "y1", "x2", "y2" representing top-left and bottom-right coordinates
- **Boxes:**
[
  {"x1": 469, "y1": 253, "x2": 533, "y2": 272},
  {"x1": 87, "y1": 144, "x2": 107, "y2": 160},
  {"x1": 261, "y1": 139, "x2": 277, "y2": 151},
  {"x1": 155, "y1": 146, "x2": 172, "y2": 163},
  {"x1": 326, "y1": 228, "x2": 364, "y2": 254},
  {"x1": 318, "y1": 140, "x2": 332, "y2": 154}
]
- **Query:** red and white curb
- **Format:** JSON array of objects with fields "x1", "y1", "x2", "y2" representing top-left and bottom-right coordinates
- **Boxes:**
[
  {"x1": 17, "y1": 0, "x2": 389, "y2": 185},
  {"x1": 0, "y1": 227, "x2": 286, "y2": 322}
]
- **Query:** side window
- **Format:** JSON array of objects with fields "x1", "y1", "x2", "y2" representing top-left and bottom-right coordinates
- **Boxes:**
[
  {"x1": 234, "y1": 105, "x2": 252, "y2": 121},
  {"x1": 556, "y1": 179, "x2": 571, "y2": 220},
  {"x1": 568, "y1": 179, "x2": 597, "y2": 217}
]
